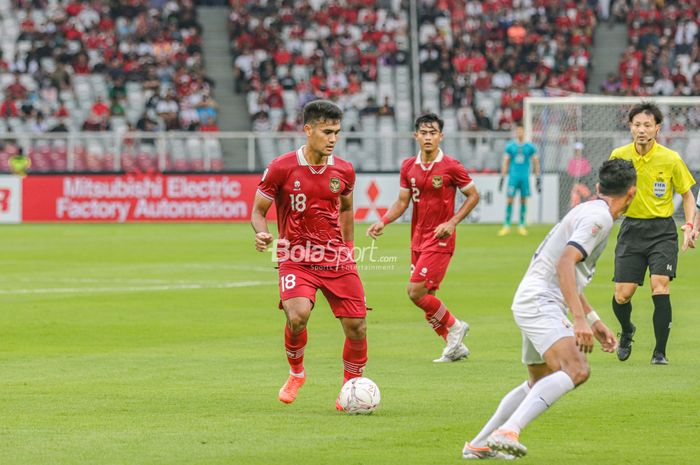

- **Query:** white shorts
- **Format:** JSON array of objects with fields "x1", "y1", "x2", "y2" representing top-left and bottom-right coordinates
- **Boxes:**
[{"x1": 512, "y1": 298, "x2": 574, "y2": 365}]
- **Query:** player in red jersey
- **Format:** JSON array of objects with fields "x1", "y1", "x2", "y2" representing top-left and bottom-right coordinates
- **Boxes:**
[
  {"x1": 367, "y1": 113, "x2": 480, "y2": 362},
  {"x1": 251, "y1": 100, "x2": 368, "y2": 409}
]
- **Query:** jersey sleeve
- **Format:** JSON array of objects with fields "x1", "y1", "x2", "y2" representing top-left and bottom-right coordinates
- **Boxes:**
[
  {"x1": 399, "y1": 160, "x2": 411, "y2": 189},
  {"x1": 504, "y1": 142, "x2": 514, "y2": 157},
  {"x1": 609, "y1": 147, "x2": 622, "y2": 160},
  {"x1": 341, "y1": 163, "x2": 356, "y2": 196},
  {"x1": 567, "y1": 211, "x2": 613, "y2": 259},
  {"x1": 453, "y1": 161, "x2": 474, "y2": 190},
  {"x1": 696, "y1": 190, "x2": 700, "y2": 209},
  {"x1": 257, "y1": 160, "x2": 284, "y2": 200},
  {"x1": 671, "y1": 155, "x2": 695, "y2": 195}
]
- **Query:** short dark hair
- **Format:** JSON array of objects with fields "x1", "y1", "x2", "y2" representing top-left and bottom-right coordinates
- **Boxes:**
[
  {"x1": 598, "y1": 159, "x2": 636, "y2": 196},
  {"x1": 628, "y1": 101, "x2": 663, "y2": 125},
  {"x1": 303, "y1": 100, "x2": 343, "y2": 125},
  {"x1": 414, "y1": 113, "x2": 444, "y2": 132}
]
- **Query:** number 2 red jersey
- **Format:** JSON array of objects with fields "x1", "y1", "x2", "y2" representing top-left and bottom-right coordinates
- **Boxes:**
[
  {"x1": 399, "y1": 150, "x2": 474, "y2": 254},
  {"x1": 257, "y1": 147, "x2": 355, "y2": 266}
]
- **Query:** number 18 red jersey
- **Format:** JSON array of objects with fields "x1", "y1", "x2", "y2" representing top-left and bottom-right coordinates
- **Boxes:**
[{"x1": 257, "y1": 147, "x2": 356, "y2": 266}]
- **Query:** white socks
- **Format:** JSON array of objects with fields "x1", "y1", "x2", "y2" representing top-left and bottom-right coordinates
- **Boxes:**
[
  {"x1": 471, "y1": 381, "x2": 531, "y2": 447},
  {"x1": 500, "y1": 370, "x2": 575, "y2": 434}
]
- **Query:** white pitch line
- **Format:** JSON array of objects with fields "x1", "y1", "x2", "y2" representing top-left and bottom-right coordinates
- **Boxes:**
[
  {"x1": 0, "y1": 281, "x2": 273, "y2": 295},
  {"x1": 13, "y1": 277, "x2": 235, "y2": 285}
]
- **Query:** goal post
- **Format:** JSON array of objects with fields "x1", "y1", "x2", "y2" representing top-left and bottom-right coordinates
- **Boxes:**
[{"x1": 524, "y1": 96, "x2": 700, "y2": 221}]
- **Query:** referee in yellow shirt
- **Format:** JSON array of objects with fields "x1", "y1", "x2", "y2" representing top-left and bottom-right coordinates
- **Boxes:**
[{"x1": 610, "y1": 102, "x2": 696, "y2": 365}]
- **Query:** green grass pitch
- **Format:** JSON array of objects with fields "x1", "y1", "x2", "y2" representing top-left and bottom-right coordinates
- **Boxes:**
[{"x1": 1, "y1": 223, "x2": 699, "y2": 465}]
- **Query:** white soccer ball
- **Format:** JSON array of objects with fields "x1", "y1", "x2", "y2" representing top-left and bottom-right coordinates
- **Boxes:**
[{"x1": 338, "y1": 377, "x2": 381, "y2": 414}]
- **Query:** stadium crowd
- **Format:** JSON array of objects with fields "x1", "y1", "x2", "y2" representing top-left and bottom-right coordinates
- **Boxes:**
[
  {"x1": 0, "y1": 0, "x2": 226, "y2": 172},
  {"x1": 231, "y1": 0, "x2": 700, "y2": 131},
  {"x1": 602, "y1": 0, "x2": 700, "y2": 97},
  {"x1": 0, "y1": 0, "x2": 220, "y2": 133},
  {"x1": 417, "y1": 0, "x2": 596, "y2": 131},
  {"x1": 231, "y1": 0, "x2": 602, "y2": 132},
  {"x1": 2, "y1": 0, "x2": 700, "y2": 173},
  {"x1": 229, "y1": 0, "x2": 409, "y2": 133}
]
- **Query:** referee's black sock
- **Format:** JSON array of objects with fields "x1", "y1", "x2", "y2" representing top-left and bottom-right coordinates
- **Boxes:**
[
  {"x1": 652, "y1": 294, "x2": 672, "y2": 355},
  {"x1": 612, "y1": 296, "x2": 634, "y2": 333}
]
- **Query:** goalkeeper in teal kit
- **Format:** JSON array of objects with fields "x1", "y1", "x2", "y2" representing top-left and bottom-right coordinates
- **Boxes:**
[{"x1": 498, "y1": 124, "x2": 541, "y2": 236}]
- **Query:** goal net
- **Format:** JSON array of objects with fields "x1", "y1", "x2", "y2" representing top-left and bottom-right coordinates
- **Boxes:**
[{"x1": 524, "y1": 96, "x2": 700, "y2": 220}]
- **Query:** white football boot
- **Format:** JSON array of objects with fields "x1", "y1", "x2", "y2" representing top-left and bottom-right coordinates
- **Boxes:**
[{"x1": 433, "y1": 343, "x2": 469, "y2": 363}]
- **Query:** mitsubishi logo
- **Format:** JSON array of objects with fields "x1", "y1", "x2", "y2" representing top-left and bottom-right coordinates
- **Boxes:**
[{"x1": 355, "y1": 180, "x2": 389, "y2": 221}]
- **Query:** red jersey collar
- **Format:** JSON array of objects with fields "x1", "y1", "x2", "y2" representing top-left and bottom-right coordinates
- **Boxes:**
[
  {"x1": 414, "y1": 148, "x2": 444, "y2": 170},
  {"x1": 296, "y1": 146, "x2": 335, "y2": 167}
]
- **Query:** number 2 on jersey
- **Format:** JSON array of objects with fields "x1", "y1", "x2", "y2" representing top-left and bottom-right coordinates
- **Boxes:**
[
  {"x1": 411, "y1": 187, "x2": 420, "y2": 203},
  {"x1": 289, "y1": 193, "x2": 307, "y2": 212}
]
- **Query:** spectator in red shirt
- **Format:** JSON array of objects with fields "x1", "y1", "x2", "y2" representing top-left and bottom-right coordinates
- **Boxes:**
[
  {"x1": 199, "y1": 115, "x2": 219, "y2": 132},
  {"x1": 265, "y1": 78, "x2": 285, "y2": 109},
  {"x1": 5, "y1": 74, "x2": 28, "y2": 101},
  {"x1": 0, "y1": 96, "x2": 19, "y2": 118},
  {"x1": 91, "y1": 97, "x2": 110, "y2": 118},
  {"x1": 507, "y1": 21, "x2": 526, "y2": 45},
  {"x1": 65, "y1": 0, "x2": 83, "y2": 17},
  {"x1": 72, "y1": 53, "x2": 90, "y2": 74}
]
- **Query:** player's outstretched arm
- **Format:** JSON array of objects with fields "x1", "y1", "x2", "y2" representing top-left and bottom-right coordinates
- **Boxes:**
[
  {"x1": 366, "y1": 188, "x2": 411, "y2": 239},
  {"x1": 251, "y1": 192, "x2": 273, "y2": 252},
  {"x1": 580, "y1": 293, "x2": 617, "y2": 352},
  {"x1": 680, "y1": 189, "x2": 696, "y2": 251},
  {"x1": 557, "y1": 246, "x2": 593, "y2": 353}
]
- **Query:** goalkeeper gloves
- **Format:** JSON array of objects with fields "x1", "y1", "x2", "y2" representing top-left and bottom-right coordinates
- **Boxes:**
[
  {"x1": 536, "y1": 177, "x2": 542, "y2": 193},
  {"x1": 498, "y1": 177, "x2": 504, "y2": 192}
]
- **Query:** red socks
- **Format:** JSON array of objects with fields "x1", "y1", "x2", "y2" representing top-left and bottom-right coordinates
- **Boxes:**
[
  {"x1": 284, "y1": 325, "x2": 307, "y2": 375},
  {"x1": 286, "y1": 326, "x2": 368, "y2": 384},
  {"x1": 343, "y1": 337, "x2": 368, "y2": 383},
  {"x1": 416, "y1": 294, "x2": 456, "y2": 339}
]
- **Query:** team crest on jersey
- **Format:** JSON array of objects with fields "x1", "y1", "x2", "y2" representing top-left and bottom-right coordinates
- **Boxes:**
[
  {"x1": 293, "y1": 180, "x2": 301, "y2": 191},
  {"x1": 432, "y1": 176, "x2": 443, "y2": 188},
  {"x1": 329, "y1": 177, "x2": 341, "y2": 193},
  {"x1": 591, "y1": 223, "x2": 603, "y2": 236}
]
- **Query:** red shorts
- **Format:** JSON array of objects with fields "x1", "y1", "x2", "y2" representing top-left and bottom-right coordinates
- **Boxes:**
[
  {"x1": 278, "y1": 262, "x2": 367, "y2": 318},
  {"x1": 410, "y1": 250, "x2": 452, "y2": 290}
]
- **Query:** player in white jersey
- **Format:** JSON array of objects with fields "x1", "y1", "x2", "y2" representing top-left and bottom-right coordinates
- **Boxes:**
[{"x1": 461, "y1": 159, "x2": 637, "y2": 460}]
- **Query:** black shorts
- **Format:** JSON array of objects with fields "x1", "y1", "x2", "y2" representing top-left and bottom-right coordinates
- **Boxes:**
[{"x1": 613, "y1": 217, "x2": 678, "y2": 285}]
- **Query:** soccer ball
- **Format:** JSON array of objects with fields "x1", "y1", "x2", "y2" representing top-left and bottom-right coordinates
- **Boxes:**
[{"x1": 338, "y1": 377, "x2": 381, "y2": 414}]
